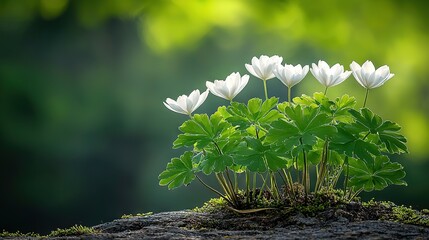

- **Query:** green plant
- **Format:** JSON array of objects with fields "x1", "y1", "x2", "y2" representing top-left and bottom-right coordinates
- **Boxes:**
[
  {"x1": 159, "y1": 56, "x2": 408, "y2": 210},
  {"x1": 1, "y1": 225, "x2": 98, "y2": 238},
  {"x1": 121, "y1": 212, "x2": 154, "y2": 219},
  {"x1": 48, "y1": 225, "x2": 98, "y2": 237}
]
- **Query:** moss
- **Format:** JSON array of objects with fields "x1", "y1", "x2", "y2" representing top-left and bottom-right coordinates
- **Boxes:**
[
  {"x1": 193, "y1": 197, "x2": 228, "y2": 213},
  {"x1": 0, "y1": 230, "x2": 41, "y2": 238},
  {"x1": 48, "y1": 224, "x2": 99, "y2": 237},
  {"x1": 362, "y1": 200, "x2": 429, "y2": 227},
  {"x1": 390, "y1": 205, "x2": 429, "y2": 227},
  {"x1": 192, "y1": 189, "x2": 429, "y2": 229},
  {"x1": 1, "y1": 225, "x2": 98, "y2": 238},
  {"x1": 121, "y1": 212, "x2": 154, "y2": 219},
  {"x1": 193, "y1": 188, "x2": 347, "y2": 217},
  {"x1": 422, "y1": 209, "x2": 429, "y2": 215}
]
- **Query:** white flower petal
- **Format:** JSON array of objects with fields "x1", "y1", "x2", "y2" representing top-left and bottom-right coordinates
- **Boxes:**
[
  {"x1": 350, "y1": 61, "x2": 394, "y2": 89},
  {"x1": 311, "y1": 61, "x2": 349, "y2": 88},
  {"x1": 245, "y1": 63, "x2": 257, "y2": 78},
  {"x1": 302, "y1": 65, "x2": 309, "y2": 76},
  {"x1": 164, "y1": 99, "x2": 186, "y2": 115},
  {"x1": 246, "y1": 55, "x2": 281, "y2": 80},
  {"x1": 194, "y1": 89, "x2": 209, "y2": 111},
  {"x1": 164, "y1": 89, "x2": 208, "y2": 115},
  {"x1": 206, "y1": 72, "x2": 248, "y2": 101}
]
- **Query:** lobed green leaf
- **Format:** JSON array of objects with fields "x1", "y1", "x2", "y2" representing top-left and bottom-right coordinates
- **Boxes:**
[
  {"x1": 159, "y1": 152, "x2": 196, "y2": 190},
  {"x1": 348, "y1": 155, "x2": 406, "y2": 192}
]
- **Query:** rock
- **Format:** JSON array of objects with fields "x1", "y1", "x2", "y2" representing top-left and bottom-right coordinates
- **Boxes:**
[
  {"x1": 5, "y1": 210, "x2": 429, "y2": 239},
  {"x1": 66, "y1": 210, "x2": 429, "y2": 239}
]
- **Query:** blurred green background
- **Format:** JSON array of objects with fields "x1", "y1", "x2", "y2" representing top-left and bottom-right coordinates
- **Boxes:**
[{"x1": 1, "y1": 0, "x2": 429, "y2": 234}]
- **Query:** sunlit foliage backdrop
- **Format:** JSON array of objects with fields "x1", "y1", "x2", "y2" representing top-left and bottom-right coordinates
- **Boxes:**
[{"x1": 1, "y1": 0, "x2": 428, "y2": 234}]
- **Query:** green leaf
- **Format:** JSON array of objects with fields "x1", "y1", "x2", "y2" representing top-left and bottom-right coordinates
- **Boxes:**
[
  {"x1": 307, "y1": 148, "x2": 322, "y2": 165},
  {"x1": 329, "y1": 150, "x2": 344, "y2": 166},
  {"x1": 348, "y1": 155, "x2": 407, "y2": 192},
  {"x1": 292, "y1": 94, "x2": 320, "y2": 108},
  {"x1": 277, "y1": 101, "x2": 291, "y2": 114},
  {"x1": 349, "y1": 108, "x2": 382, "y2": 133},
  {"x1": 348, "y1": 108, "x2": 408, "y2": 154},
  {"x1": 292, "y1": 93, "x2": 356, "y2": 123},
  {"x1": 159, "y1": 152, "x2": 195, "y2": 190},
  {"x1": 332, "y1": 95, "x2": 356, "y2": 123},
  {"x1": 330, "y1": 124, "x2": 380, "y2": 162},
  {"x1": 265, "y1": 119, "x2": 300, "y2": 144},
  {"x1": 266, "y1": 105, "x2": 337, "y2": 146},
  {"x1": 377, "y1": 121, "x2": 408, "y2": 154},
  {"x1": 225, "y1": 97, "x2": 282, "y2": 131},
  {"x1": 233, "y1": 138, "x2": 288, "y2": 172},
  {"x1": 199, "y1": 154, "x2": 233, "y2": 175},
  {"x1": 173, "y1": 113, "x2": 237, "y2": 149},
  {"x1": 248, "y1": 98, "x2": 262, "y2": 115}
]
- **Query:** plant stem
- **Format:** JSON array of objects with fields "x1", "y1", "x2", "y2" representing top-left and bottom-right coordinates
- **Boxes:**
[
  {"x1": 331, "y1": 166, "x2": 343, "y2": 189},
  {"x1": 343, "y1": 156, "x2": 349, "y2": 194},
  {"x1": 222, "y1": 171, "x2": 238, "y2": 204},
  {"x1": 349, "y1": 188, "x2": 363, "y2": 201},
  {"x1": 324, "y1": 86, "x2": 328, "y2": 95},
  {"x1": 363, "y1": 88, "x2": 369, "y2": 108},
  {"x1": 196, "y1": 175, "x2": 233, "y2": 206},
  {"x1": 216, "y1": 173, "x2": 235, "y2": 203},
  {"x1": 288, "y1": 87, "x2": 292, "y2": 103},
  {"x1": 234, "y1": 172, "x2": 238, "y2": 192},
  {"x1": 252, "y1": 172, "x2": 257, "y2": 202},
  {"x1": 281, "y1": 169, "x2": 294, "y2": 199},
  {"x1": 263, "y1": 79, "x2": 268, "y2": 100},
  {"x1": 294, "y1": 157, "x2": 300, "y2": 184},
  {"x1": 270, "y1": 171, "x2": 280, "y2": 200},
  {"x1": 299, "y1": 139, "x2": 310, "y2": 197},
  {"x1": 304, "y1": 152, "x2": 310, "y2": 196},
  {"x1": 258, "y1": 172, "x2": 269, "y2": 199},
  {"x1": 278, "y1": 170, "x2": 287, "y2": 185},
  {"x1": 245, "y1": 170, "x2": 250, "y2": 204},
  {"x1": 225, "y1": 169, "x2": 235, "y2": 194},
  {"x1": 315, "y1": 140, "x2": 329, "y2": 192},
  {"x1": 286, "y1": 170, "x2": 296, "y2": 198}
]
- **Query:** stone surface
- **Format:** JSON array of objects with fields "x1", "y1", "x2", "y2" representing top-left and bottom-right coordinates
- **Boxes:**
[
  {"x1": 28, "y1": 210, "x2": 429, "y2": 239},
  {"x1": 5, "y1": 209, "x2": 429, "y2": 240}
]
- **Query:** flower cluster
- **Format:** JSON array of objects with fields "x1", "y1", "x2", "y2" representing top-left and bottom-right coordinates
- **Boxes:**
[
  {"x1": 160, "y1": 55, "x2": 406, "y2": 210},
  {"x1": 164, "y1": 55, "x2": 394, "y2": 114}
]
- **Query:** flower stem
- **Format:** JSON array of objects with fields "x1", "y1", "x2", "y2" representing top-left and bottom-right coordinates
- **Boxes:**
[
  {"x1": 263, "y1": 79, "x2": 268, "y2": 100},
  {"x1": 315, "y1": 140, "x2": 329, "y2": 192},
  {"x1": 343, "y1": 156, "x2": 349, "y2": 194},
  {"x1": 363, "y1": 88, "x2": 369, "y2": 108},
  {"x1": 324, "y1": 86, "x2": 328, "y2": 95},
  {"x1": 196, "y1": 175, "x2": 233, "y2": 206},
  {"x1": 258, "y1": 172, "x2": 269, "y2": 199},
  {"x1": 299, "y1": 138, "x2": 309, "y2": 197},
  {"x1": 288, "y1": 87, "x2": 292, "y2": 103},
  {"x1": 245, "y1": 170, "x2": 250, "y2": 204}
]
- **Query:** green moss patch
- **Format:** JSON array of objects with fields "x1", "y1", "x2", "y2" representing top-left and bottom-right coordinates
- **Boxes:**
[
  {"x1": 121, "y1": 212, "x2": 154, "y2": 219},
  {"x1": 192, "y1": 190, "x2": 429, "y2": 229},
  {"x1": 1, "y1": 225, "x2": 98, "y2": 238}
]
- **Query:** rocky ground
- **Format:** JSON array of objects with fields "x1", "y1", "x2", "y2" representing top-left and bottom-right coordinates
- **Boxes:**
[
  {"x1": 89, "y1": 210, "x2": 429, "y2": 239},
  {"x1": 4, "y1": 200, "x2": 429, "y2": 239}
]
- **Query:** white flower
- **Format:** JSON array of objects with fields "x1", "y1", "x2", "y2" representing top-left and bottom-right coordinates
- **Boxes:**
[
  {"x1": 350, "y1": 61, "x2": 394, "y2": 89},
  {"x1": 206, "y1": 72, "x2": 249, "y2": 101},
  {"x1": 274, "y1": 63, "x2": 309, "y2": 88},
  {"x1": 245, "y1": 55, "x2": 283, "y2": 80},
  {"x1": 310, "y1": 60, "x2": 351, "y2": 87},
  {"x1": 163, "y1": 89, "x2": 209, "y2": 115}
]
